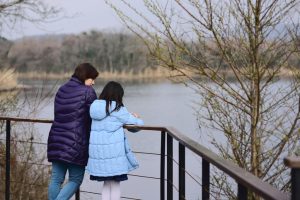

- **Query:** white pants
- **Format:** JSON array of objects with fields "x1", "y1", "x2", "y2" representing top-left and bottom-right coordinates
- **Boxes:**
[{"x1": 102, "y1": 180, "x2": 121, "y2": 200}]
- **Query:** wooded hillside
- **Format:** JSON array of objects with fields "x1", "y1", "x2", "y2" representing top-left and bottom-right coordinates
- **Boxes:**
[{"x1": 0, "y1": 31, "x2": 154, "y2": 74}]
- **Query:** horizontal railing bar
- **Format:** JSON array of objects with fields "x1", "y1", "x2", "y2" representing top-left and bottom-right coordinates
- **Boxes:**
[
  {"x1": 132, "y1": 151, "x2": 160, "y2": 156},
  {"x1": 9, "y1": 160, "x2": 51, "y2": 167},
  {"x1": 0, "y1": 180, "x2": 177, "y2": 200},
  {"x1": 0, "y1": 138, "x2": 47, "y2": 145},
  {"x1": 0, "y1": 179, "x2": 48, "y2": 188},
  {"x1": 0, "y1": 116, "x2": 53, "y2": 123},
  {"x1": 127, "y1": 176, "x2": 180, "y2": 193},
  {"x1": 0, "y1": 181, "x2": 140, "y2": 200},
  {"x1": 129, "y1": 173, "x2": 193, "y2": 193},
  {"x1": 124, "y1": 125, "x2": 166, "y2": 131},
  {"x1": 129, "y1": 173, "x2": 192, "y2": 193},
  {"x1": 169, "y1": 155, "x2": 202, "y2": 187},
  {"x1": 166, "y1": 179, "x2": 179, "y2": 193},
  {"x1": 0, "y1": 138, "x2": 160, "y2": 156},
  {"x1": 0, "y1": 116, "x2": 289, "y2": 200},
  {"x1": 0, "y1": 117, "x2": 166, "y2": 131},
  {"x1": 128, "y1": 174, "x2": 160, "y2": 180},
  {"x1": 6, "y1": 159, "x2": 203, "y2": 189},
  {"x1": 3, "y1": 166, "x2": 191, "y2": 193},
  {"x1": 13, "y1": 159, "x2": 202, "y2": 188},
  {"x1": 79, "y1": 190, "x2": 142, "y2": 200},
  {"x1": 74, "y1": 190, "x2": 100, "y2": 195}
]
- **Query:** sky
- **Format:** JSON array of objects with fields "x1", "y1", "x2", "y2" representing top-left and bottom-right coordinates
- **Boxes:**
[
  {"x1": 2, "y1": 0, "x2": 139, "y2": 40},
  {"x1": 2, "y1": 0, "x2": 298, "y2": 40}
]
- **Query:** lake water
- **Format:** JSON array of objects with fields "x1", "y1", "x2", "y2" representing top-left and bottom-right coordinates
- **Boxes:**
[
  {"x1": 15, "y1": 78, "x2": 297, "y2": 200},
  {"x1": 18, "y1": 79, "x2": 207, "y2": 200}
]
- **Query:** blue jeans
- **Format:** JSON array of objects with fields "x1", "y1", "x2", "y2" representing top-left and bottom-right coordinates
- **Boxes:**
[{"x1": 48, "y1": 161, "x2": 85, "y2": 200}]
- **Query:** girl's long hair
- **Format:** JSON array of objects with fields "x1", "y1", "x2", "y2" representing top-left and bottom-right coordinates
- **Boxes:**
[{"x1": 99, "y1": 81, "x2": 124, "y2": 115}]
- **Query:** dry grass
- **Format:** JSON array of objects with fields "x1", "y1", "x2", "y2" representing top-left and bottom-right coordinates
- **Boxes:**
[
  {"x1": 0, "y1": 68, "x2": 18, "y2": 91},
  {"x1": 14, "y1": 66, "x2": 300, "y2": 82},
  {"x1": 17, "y1": 67, "x2": 178, "y2": 80}
]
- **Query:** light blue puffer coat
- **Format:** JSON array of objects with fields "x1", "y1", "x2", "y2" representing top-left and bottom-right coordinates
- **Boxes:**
[{"x1": 86, "y1": 100, "x2": 144, "y2": 177}]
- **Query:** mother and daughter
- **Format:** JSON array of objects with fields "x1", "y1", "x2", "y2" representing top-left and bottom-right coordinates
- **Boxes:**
[{"x1": 47, "y1": 63, "x2": 144, "y2": 200}]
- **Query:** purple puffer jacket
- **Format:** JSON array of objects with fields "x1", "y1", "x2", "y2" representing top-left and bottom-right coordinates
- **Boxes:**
[{"x1": 47, "y1": 77, "x2": 97, "y2": 166}]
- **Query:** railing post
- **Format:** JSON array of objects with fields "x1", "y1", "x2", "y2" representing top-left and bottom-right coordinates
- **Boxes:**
[
  {"x1": 75, "y1": 189, "x2": 80, "y2": 200},
  {"x1": 284, "y1": 157, "x2": 300, "y2": 200},
  {"x1": 290, "y1": 168, "x2": 300, "y2": 200},
  {"x1": 5, "y1": 120, "x2": 11, "y2": 200},
  {"x1": 167, "y1": 134, "x2": 173, "y2": 200},
  {"x1": 160, "y1": 131, "x2": 166, "y2": 200},
  {"x1": 202, "y1": 158, "x2": 210, "y2": 200},
  {"x1": 179, "y1": 143, "x2": 185, "y2": 200},
  {"x1": 237, "y1": 184, "x2": 247, "y2": 200}
]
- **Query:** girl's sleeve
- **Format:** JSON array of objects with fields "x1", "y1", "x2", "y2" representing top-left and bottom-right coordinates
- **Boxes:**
[
  {"x1": 126, "y1": 113, "x2": 144, "y2": 126},
  {"x1": 119, "y1": 107, "x2": 144, "y2": 126}
]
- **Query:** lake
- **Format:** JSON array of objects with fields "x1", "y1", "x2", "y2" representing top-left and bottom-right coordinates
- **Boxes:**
[
  {"x1": 18, "y1": 79, "x2": 206, "y2": 200},
  {"x1": 14, "y1": 78, "x2": 297, "y2": 200}
]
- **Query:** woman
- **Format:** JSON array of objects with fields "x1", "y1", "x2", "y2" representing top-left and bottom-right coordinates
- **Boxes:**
[{"x1": 47, "y1": 63, "x2": 99, "y2": 200}]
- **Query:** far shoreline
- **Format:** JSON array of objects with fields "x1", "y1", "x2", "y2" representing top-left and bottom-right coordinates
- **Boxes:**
[
  {"x1": 16, "y1": 68, "x2": 300, "y2": 82},
  {"x1": 16, "y1": 68, "x2": 172, "y2": 81},
  {"x1": 1, "y1": 68, "x2": 299, "y2": 92}
]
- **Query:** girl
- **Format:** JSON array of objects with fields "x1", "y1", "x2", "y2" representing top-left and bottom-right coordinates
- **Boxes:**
[
  {"x1": 47, "y1": 63, "x2": 99, "y2": 200},
  {"x1": 86, "y1": 81, "x2": 144, "y2": 200}
]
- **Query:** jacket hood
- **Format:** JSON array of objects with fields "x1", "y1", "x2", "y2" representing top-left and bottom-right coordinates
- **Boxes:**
[{"x1": 90, "y1": 100, "x2": 118, "y2": 120}]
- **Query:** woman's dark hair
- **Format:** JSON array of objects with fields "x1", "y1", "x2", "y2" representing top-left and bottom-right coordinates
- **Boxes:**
[
  {"x1": 99, "y1": 81, "x2": 124, "y2": 115},
  {"x1": 72, "y1": 63, "x2": 99, "y2": 83}
]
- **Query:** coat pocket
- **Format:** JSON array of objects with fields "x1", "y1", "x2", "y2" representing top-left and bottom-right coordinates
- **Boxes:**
[
  {"x1": 124, "y1": 134, "x2": 139, "y2": 168},
  {"x1": 126, "y1": 151, "x2": 139, "y2": 168}
]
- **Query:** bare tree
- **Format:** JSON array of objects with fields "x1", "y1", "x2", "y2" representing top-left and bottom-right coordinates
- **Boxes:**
[
  {"x1": 5, "y1": 31, "x2": 151, "y2": 74},
  {"x1": 0, "y1": 0, "x2": 61, "y2": 71},
  {"x1": 107, "y1": 0, "x2": 300, "y2": 198},
  {"x1": 0, "y1": 69, "x2": 52, "y2": 199},
  {"x1": 0, "y1": 1, "x2": 60, "y2": 199},
  {"x1": 0, "y1": 0, "x2": 60, "y2": 35}
]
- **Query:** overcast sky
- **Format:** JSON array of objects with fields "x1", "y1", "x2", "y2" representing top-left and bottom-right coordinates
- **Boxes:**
[
  {"x1": 3, "y1": 0, "x2": 140, "y2": 39},
  {"x1": 3, "y1": 1, "x2": 298, "y2": 40}
]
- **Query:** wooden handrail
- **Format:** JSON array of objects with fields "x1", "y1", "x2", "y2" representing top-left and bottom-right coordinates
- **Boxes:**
[
  {"x1": 0, "y1": 116, "x2": 53, "y2": 123},
  {"x1": 0, "y1": 116, "x2": 290, "y2": 200},
  {"x1": 284, "y1": 157, "x2": 300, "y2": 168},
  {"x1": 164, "y1": 126, "x2": 289, "y2": 200},
  {"x1": 124, "y1": 125, "x2": 290, "y2": 200},
  {"x1": 284, "y1": 157, "x2": 300, "y2": 200}
]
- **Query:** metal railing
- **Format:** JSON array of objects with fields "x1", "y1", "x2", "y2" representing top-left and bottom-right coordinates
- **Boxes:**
[{"x1": 0, "y1": 116, "x2": 299, "y2": 200}]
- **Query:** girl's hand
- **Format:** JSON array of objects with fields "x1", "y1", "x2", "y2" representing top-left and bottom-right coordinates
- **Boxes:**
[{"x1": 131, "y1": 112, "x2": 140, "y2": 118}]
